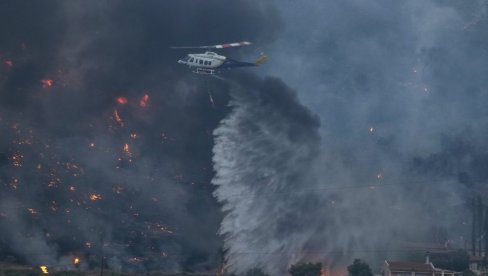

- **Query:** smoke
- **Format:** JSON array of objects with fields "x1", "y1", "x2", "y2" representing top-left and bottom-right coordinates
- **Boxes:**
[{"x1": 0, "y1": 0, "x2": 280, "y2": 272}]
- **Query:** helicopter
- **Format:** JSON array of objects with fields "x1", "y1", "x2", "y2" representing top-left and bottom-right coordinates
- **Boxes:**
[{"x1": 171, "y1": 41, "x2": 267, "y2": 75}]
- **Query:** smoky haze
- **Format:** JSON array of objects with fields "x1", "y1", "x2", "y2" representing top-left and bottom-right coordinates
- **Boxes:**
[
  {"x1": 253, "y1": 0, "x2": 488, "y2": 271},
  {"x1": 1, "y1": 0, "x2": 488, "y2": 275},
  {"x1": 0, "y1": 0, "x2": 280, "y2": 273}
]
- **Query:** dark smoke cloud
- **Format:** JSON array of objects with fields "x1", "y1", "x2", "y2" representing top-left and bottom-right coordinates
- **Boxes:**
[{"x1": 0, "y1": 0, "x2": 280, "y2": 272}]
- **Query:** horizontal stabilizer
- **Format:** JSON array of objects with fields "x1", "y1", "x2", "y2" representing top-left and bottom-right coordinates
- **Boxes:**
[{"x1": 255, "y1": 55, "x2": 268, "y2": 66}]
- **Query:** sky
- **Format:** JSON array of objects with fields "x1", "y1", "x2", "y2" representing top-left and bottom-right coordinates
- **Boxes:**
[{"x1": 1, "y1": 1, "x2": 488, "y2": 275}]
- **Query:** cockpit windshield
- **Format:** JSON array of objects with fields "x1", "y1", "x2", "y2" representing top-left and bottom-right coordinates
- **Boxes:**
[{"x1": 180, "y1": 55, "x2": 191, "y2": 62}]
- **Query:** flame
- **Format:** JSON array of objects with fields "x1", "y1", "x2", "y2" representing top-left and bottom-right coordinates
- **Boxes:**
[
  {"x1": 27, "y1": 208, "x2": 37, "y2": 214},
  {"x1": 41, "y1": 79, "x2": 53, "y2": 88},
  {"x1": 73, "y1": 257, "x2": 80, "y2": 265},
  {"x1": 116, "y1": 97, "x2": 128, "y2": 105},
  {"x1": 139, "y1": 94, "x2": 149, "y2": 107},
  {"x1": 123, "y1": 143, "x2": 132, "y2": 157},
  {"x1": 89, "y1": 194, "x2": 102, "y2": 201},
  {"x1": 40, "y1": 265, "x2": 49, "y2": 274},
  {"x1": 113, "y1": 109, "x2": 124, "y2": 127}
]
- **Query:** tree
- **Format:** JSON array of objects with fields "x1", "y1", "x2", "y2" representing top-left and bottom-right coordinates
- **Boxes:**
[
  {"x1": 347, "y1": 259, "x2": 373, "y2": 276},
  {"x1": 289, "y1": 262, "x2": 322, "y2": 276},
  {"x1": 246, "y1": 268, "x2": 270, "y2": 276}
]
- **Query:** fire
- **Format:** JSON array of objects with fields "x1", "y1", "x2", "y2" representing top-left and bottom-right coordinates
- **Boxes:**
[
  {"x1": 40, "y1": 265, "x2": 49, "y2": 274},
  {"x1": 113, "y1": 109, "x2": 124, "y2": 127},
  {"x1": 73, "y1": 257, "x2": 80, "y2": 265},
  {"x1": 41, "y1": 79, "x2": 54, "y2": 88},
  {"x1": 123, "y1": 143, "x2": 132, "y2": 157},
  {"x1": 139, "y1": 94, "x2": 149, "y2": 107},
  {"x1": 116, "y1": 97, "x2": 128, "y2": 105},
  {"x1": 89, "y1": 194, "x2": 102, "y2": 201},
  {"x1": 27, "y1": 208, "x2": 37, "y2": 214}
]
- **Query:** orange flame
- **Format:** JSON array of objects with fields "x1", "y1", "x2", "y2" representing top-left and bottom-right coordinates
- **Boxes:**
[
  {"x1": 41, "y1": 79, "x2": 53, "y2": 88},
  {"x1": 89, "y1": 194, "x2": 102, "y2": 201},
  {"x1": 123, "y1": 143, "x2": 132, "y2": 157},
  {"x1": 139, "y1": 94, "x2": 149, "y2": 107},
  {"x1": 116, "y1": 97, "x2": 128, "y2": 105},
  {"x1": 113, "y1": 109, "x2": 124, "y2": 127},
  {"x1": 40, "y1": 265, "x2": 49, "y2": 274},
  {"x1": 73, "y1": 257, "x2": 80, "y2": 265}
]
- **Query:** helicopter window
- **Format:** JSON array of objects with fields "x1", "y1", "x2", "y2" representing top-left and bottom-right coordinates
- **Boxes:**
[
  {"x1": 189, "y1": 58, "x2": 194, "y2": 63},
  {"x1": 199, "y1": 60, "x2": 203, "y2": 65}
]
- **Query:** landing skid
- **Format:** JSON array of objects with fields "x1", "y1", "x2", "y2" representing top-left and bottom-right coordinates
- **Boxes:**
[{"x1": 192, "y1": 68, "x2": 219, "y2": 75}]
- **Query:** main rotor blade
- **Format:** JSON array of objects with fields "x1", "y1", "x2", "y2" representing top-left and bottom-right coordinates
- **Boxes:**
[{"x1": 170, "y1": 41, "x2": 252, "y2": 49}]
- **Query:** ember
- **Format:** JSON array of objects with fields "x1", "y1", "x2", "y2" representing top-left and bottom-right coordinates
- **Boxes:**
[
  {"x1": 40, "y1": 265, "x2": 49, "y2": 274},
  {"x1": 113, "y1": 109, "x2": 124, "y2": 127},
  {"x1": 117, "y1": 96, "x2": 128, "y2": 105},
  {"x1": 89, "y1": 194, "x2": 102, "y2": 201},
  {"x1": 139, "y1": 94, "x2": 149, "y2": 107},
  {"x1": 41, "y1": 79, "x2": 53, "y2": 88}
]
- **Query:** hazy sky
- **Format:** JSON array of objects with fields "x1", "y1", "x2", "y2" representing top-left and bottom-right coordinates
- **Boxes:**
[{"x1": 1, "y1": 1, "x2": 488, "y2": 274}]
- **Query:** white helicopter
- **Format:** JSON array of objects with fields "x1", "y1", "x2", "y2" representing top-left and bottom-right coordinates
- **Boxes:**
[{"x1": 171, "y1": 41, "x2": 267, "y2": 75}]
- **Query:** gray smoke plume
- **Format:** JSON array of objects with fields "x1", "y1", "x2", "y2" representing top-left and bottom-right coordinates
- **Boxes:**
[{"x1": 212, "y1": 0, "x2": 488, "y2": 273}]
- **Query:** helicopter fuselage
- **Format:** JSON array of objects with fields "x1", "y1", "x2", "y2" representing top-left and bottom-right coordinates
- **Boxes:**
[
  {"x1": 177, "y1": 51, "x2": 263, "y2": 74},
  {"x1": 178, "y1": 51, "x2": 226, "y2": 69}
]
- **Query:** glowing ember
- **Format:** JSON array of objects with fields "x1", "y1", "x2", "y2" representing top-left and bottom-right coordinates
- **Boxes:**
[
  {"x1": 10, "y1": 152, "x2": 23, "y2": 167},
  {"x1": 116, "y1": 97, "x2": 128, "y2": 105},
  {"x1": 139, "y1": 94, "x2": 149, "y2": 107},
  {"x1": 89, "y1": 194, "x2": 102, "y2": 201},
  {"x1": 123, "y1": 143, "x2": 132, "y2": 157},
  {"x1": 27, "y1": 208, "x2": 37, "y2": 214},
  {"x1": 40, "y1": 265, "x2": 49, "y2": 274},
  {"x1": 41, "y1": 79, "x2": 54, "y2": 88},
  {"x1": 69, "y1": 186, "x2": 76, "y2": 192},
  {"x1": 73, "y1": 257, "x2": 80, "y2": 265},
  {"x1": 113, "y1": 109, "x2": 124, "y2": 127}
]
